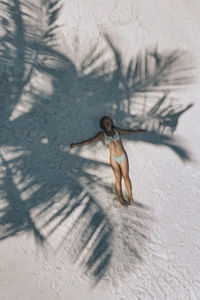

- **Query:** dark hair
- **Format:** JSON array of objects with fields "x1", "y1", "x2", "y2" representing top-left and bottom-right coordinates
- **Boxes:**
[{"x1": 99, "y1": 116, "x2": 114, "y2": 130}]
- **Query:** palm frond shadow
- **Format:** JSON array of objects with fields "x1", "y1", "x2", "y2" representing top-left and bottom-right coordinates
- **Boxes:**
[
  {"x1": 0, "y1": 0, "x2": 194, "y2": 285},
  {"x1": 103, "y1": 34, "x2": 194, "y2": 160}
]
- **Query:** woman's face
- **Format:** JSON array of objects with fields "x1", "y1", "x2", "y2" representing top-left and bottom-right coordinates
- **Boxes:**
[{"x1": 103, "y1": 117, "x2": 112, "y2": 130}]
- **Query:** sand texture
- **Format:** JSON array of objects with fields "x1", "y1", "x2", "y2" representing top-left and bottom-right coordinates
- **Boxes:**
[{"x1": 0, "y1": 0, "x2": 200, "y2": 299}]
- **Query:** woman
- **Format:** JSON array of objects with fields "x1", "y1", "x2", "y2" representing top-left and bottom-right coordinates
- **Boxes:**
[{"x1": 70, "y1": 116, "x2": 146, "y2": 206}]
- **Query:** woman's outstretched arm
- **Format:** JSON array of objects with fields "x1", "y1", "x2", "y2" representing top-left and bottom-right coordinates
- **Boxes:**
[
  {"x1": 114, "y1": 126, "x2": 146, "y2": 135},
  {"x1": 70, "y1": 132, "x2": 103, "y2": 148}
]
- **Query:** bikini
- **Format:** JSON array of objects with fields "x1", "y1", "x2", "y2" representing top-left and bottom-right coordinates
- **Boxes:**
[{"x1": 103, "y1": 128, "x2": 125, "y2": 164}]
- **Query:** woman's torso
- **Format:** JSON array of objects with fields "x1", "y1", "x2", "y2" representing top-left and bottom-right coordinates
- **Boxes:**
[{"x1": 102, "y1": 127, "x2": 124, "y2": 156}]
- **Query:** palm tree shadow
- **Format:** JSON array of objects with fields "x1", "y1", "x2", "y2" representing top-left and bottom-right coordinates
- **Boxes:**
[
  {"x1": 104, "y1": 34, "x2": 194, "y2": 160},
  {"x1": 0, "y1": 0, "x2": 195, "y2": 286}
]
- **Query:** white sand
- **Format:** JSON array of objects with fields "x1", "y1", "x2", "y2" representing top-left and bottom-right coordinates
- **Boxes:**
[{"x1": 0, "y1": 0, "x2": 200, "y2": 299}]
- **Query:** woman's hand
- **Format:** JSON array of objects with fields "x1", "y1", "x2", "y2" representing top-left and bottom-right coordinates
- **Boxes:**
[{"x1": 70, "y1": 143, "x2": 78, "y2": 149}]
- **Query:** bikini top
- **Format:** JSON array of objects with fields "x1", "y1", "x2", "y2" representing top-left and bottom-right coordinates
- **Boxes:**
[{"x1": 103, "y1": 128, "x2": 120, "y2": 146}]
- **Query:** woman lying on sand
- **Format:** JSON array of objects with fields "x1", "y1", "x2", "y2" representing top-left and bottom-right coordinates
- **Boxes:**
[{"x1": 70, "y1": 116, "x2": 146, "y2": 206}]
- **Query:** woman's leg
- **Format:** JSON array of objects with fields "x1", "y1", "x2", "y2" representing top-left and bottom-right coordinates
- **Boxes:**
[
  {"x1": 120, "y1": 156, "x2": 133, "y2": 204},
  {"x1": 110, "y1": 156, "x2": 125, "y2": 205}
]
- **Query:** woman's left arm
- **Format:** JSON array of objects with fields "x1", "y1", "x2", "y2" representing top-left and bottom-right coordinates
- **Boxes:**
[{"x1": 114, "y1": 126, "x2": 146, "y2": 135}]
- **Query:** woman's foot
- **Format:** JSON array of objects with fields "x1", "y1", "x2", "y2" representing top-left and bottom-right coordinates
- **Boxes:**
[
  {"x1": 117, "y1": 195, "x2": 127, "y2": 206},
  {"x1": 127, "y1": 198, "x2": 132, "y2": 205},
  {"x1": 124, "y1": 191, "x2": 133, "y2": 205},
  {"x1": 128, "y1": 195, "x2": 135, "y2": 205}
]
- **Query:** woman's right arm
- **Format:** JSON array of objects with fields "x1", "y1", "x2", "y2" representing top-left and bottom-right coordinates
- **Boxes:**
[{"x1": 70, "y1": 132, "x2": 103, "y2": 148}]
